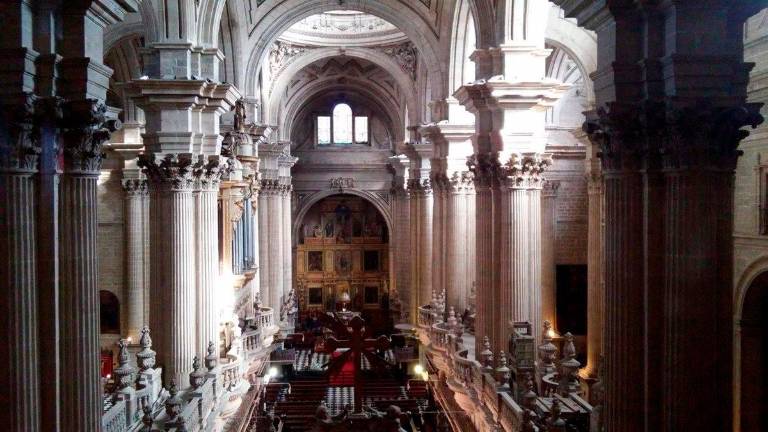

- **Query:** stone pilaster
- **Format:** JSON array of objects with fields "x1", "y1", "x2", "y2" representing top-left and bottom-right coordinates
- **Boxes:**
[
  {"x1": 389, "y1": 155, "x2": 412, "y2": 321},
  {"x1": 0, "y1": 94, "x2": 41, "y2": 432},
  {"x1": 541, "y1": 180, "x2": 560, "y2": 334},
  {"x1": 59, "y1": 99, "x2": 119, "y2": 431},
  {"x1": 583, "y1": 145, "x2": 603, "y2": 379},
  {"x1": 193, "y1": 156, "x2": 224, "y2": 355},
  {"x1": 140, "y1": 152, "x2": 197, "y2": 388},
  {"x1": 123, "y1": 178, "x2": 148, "y2": 341}
]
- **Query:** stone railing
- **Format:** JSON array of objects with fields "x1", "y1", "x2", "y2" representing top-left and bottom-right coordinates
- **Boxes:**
[
  {"x1": 417, "y1": 306, "x2": 595, "y2": 432},
  {"x1": 258, "y1": 306, "x2": 275, "y2": 329},
  {"x1": 101, "y1": 326, "x2": 273, "y2": 432}
]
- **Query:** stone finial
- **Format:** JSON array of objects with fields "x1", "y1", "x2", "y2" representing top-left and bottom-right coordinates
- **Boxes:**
[
  {"x1": 548, "y1": 399, "x2": 566, "y2": 430},
  {"x1": 496, "y1": 351, "x2": 511, "y2": 389},
  {"x1": 205, "y1": 341, "x2": 218, "y2": 371},
  {"x1": 559, "y1": 332, "x2": 581, "y2": 395},
  {"x1": 113, "y1": 338, "x2": 137, "y2": 390},
  {"x1": 141, "y1": 405, "x2": 154, "y2": 431},
  {"x1": 538, "y1": 321, "x2": 558, "y2": 376},
  {"x1": 447, "y1": 307, "x2": 457, "y2": 328},
  {"x1": 136, "y1": 326, "x2": 156, "y2": 371},
  {"x1": 189, "y1": 356, "x2": 207, "y2": 389},
  {"x1": 164, "y1": 379, "x2": 182, "y2": 419},
  {"x1": 481, "y1": 336, "x2": 494, "y2": 371},
  {"x1": 523, "y1": 372, "x2": 538, "y2": 408}
]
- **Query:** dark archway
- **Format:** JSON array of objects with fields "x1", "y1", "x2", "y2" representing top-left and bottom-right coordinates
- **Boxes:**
[
  {"x1": 741, "y1": 271, "x2": 768, "y2": 432},
  {"x1": 99, "y1": 290, "x2": 121, "y2": 335}
]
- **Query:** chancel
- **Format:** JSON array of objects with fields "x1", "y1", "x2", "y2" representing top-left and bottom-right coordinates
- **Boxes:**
[{"x1": 1, "y1": 0, "x2": 767, "y2": 431}]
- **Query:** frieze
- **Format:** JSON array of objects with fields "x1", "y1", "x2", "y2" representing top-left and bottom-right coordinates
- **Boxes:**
[{"x1": 329, "y1": 177, "x2": 354, "y2": 191}]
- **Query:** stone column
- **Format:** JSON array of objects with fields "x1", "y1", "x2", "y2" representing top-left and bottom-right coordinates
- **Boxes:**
[
  {"x1": 584, "y1": 147, "x2": 603, "y2": 378},
  {"x1": 194, "y1": 157, "x2": 224, "y2": 355},
  {"x1": 279, "y1": 152, "x2": 297, "y2": 312},
  {"x1": 444, "y1": 172, "x2": 474, "y2": 313},
  {"x1": 541, "y1": 180, "x2": 560, "y2": 333},
  {"x1": 59, "y1": 100, "x2": 119, "y2": 431},
  {"x1": 123, "y1": 178, "x2": 148, "y2": 341},
  {"x1": 389, "y1": 155, "x2": 412, "y2": 321},
  {"x1": 140, "y1": 153, "x2": 197, "y2": 388},
  {"x1": 406, "y1": 145, "x2": 434, "y2": 309},
  {"x1": 431, "y1": 176, "x2": 446, "y2": 299},
  {"x1": 258, "y1": 186, "x2": 271, "y2": 307},
  {"x1": 262, "y1": 180, "x2": 284, "y2": 313},
  {"x1": 496, "y1": 154, "x2": 549, "y2": 352},
  {"x1": 0, "y1": 96, "x2": 41, "y2": 432},
  {"x1": 471, "y1": 162, "x2": 496, "y2": 354}
]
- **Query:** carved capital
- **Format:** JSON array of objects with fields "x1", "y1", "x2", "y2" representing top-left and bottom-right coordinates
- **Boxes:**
[
  {"x1": 193, "y1": 155, "x2": 225, "y2": 191},
  {"x1": 122, "y1": 179, "x2": 148, "y2": 196},
  {"x1": 499, "y1": 153, "x2": 552, "y2": 189},
  {"x1": 583, "y1": 104, "x2": 650, "y2": 173},
  {"x1": 447, "y1": 170, "x2": 475, "y2": 192},
  {"x1": 0, "y1": 93, "x2": 40, "y2": 173},
  {"x1": 61, "y1": 99, "x2": 121, "y2": 174},
  {"x1": 468, "y1": 152, "x2": 501, "y2": 189},
  {"x1": 663, "y1": 102, "x2": 763, "y2": 170},
  {"x1": 407, "y1": 177, "x2": 432, "y2": 194},
  {"x1": 138, "y1": 153, "x2": 195, "y2": 192}
]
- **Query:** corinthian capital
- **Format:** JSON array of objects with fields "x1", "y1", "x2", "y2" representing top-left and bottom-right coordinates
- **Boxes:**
[
  {"x1": 138, "y1": 153, "x2": 195, "y2": 191},
  {"x1": 122, "y1": 179, "x2": 148, "y2": 196},
  {"x1": 467, "y1": 152, "x2": 501, "y2": 188},
  {"x1": 193, "y1": 155, "x2": 226, "y2": 191},
  {"x1": 0, "y1": 93, "x2": 40, "y2": 173},
  {"x1": 447, "y1": 170, "x2": 475, "y2": 192},
  {"x1": 499, "y1": 153, "x2": 552, "y2": 189},
  {"x1": 61, "y1": 99, "x2": 121, "y2": 174},
  {"x1": 407, "y1": 177, "x2": 432, "y2": 194}
]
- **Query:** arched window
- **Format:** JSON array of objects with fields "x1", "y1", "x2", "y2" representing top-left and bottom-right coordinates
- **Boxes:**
[
  {"x1": 333, "y1": 103, "x2": 353, "y2": 144},
  {"x1": 100, "y1": 290, "x2": 120, "y2": 334},
  {"x1": 317, "y1": 103, "x2": 369, "y2": 146}
]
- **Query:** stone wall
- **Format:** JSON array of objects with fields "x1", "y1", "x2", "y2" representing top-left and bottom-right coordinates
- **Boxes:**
[{"x1": 547, "y1": 143, "x2": 589, "y2": 266}]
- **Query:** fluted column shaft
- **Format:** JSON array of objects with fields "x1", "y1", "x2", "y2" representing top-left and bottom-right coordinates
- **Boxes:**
[
  {"x1": 142, "y1": 154, "x2": 197, "y2": 388},
  {"x1": 409, "y1": 183, "x2": 433, "y2": 308},
  {"x1": 445, "y1": 176, "x2": 473, "y2": 313},
  {"x1": 258, "y1": 190, "x2": 270, "y2": 307},
  {"x1": 661, "y1": 167, "x2": 734, "y2": 431},
  {"x1": 473, "y1": 178, "x2": 496, "y2": 354},
  {"x1": 541, "y1": 181, "x2": 559, "y2": 333},
  {"x1": 585, "y1": 177, "x2": 603, "y2": 378},
  {"x1": 282, "y1": 187, "x2": 293, "y2": 299},
  {"x1": 196, "y1": 177, "x2": 220, "y2": 355},
  {"x1": 431, "y1": 181, "x2": 445, "y2": 298},
  {"x1": 392, "y1": 189, "x2": 412, "y2": 319},
  {"x1": 123, "y1": 179, "x2": 148, "y2": 341},
  {"x1": 602, "y1": 169, "x2": 645, "y2": 432},
  {"x1": 0, "y1": 136, "x2": 41, "y2": 431}
]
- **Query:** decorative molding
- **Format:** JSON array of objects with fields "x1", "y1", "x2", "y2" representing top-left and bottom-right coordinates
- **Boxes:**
[
  {"x1": 329, "y1": 177, "x2": 355, "y2": 191},
  {"x1": 375, "y1": 41, "x2": 418, "y2": 80}
]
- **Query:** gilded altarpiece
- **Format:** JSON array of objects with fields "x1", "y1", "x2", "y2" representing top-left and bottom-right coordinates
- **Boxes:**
[{"x1": 296, "y1": 195, "x2": 390, "y2": 320}]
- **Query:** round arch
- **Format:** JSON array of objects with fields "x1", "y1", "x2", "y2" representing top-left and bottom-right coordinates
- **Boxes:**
[
  {"x1": 242, "y1": 0, "x2": 446, "y2": 116},
  {"x1": 283, "y1": 80, "x2": 404, "y2": 145},
  {"x1": 267, "y1": 47, "x2": 419, "y2": 127},
  {"x1": 734, "y1": 255, "x2": 768, "y2": 432},
  {"x1": 293, "y1": 189, "x2": 393, "y2": 245}
]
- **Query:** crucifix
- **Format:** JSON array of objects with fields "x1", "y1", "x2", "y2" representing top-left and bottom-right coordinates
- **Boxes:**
[{"x1": 317, "y1": 313, "x2": 392, "y2": 412}]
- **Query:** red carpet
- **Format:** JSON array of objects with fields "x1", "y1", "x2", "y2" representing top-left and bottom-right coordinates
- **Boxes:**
[{"x1": 329, "y1": 351, "x2": 355, "y2": 386}]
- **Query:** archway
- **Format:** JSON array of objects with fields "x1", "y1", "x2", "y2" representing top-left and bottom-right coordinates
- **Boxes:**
[
  {"x1": 739, "y1": 271, "x2": 768, "y2": 431},
  {"x1": 294, "y1": 194, "x2": 394, "y2": 333}
]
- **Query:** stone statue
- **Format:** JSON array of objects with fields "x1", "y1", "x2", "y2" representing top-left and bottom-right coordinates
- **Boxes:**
[
  {"x1": 233, "y1": 98, "x2": 246, "y2": 132},
  {"x1": 280, "y1": 289, "x2": 298, "y2": 324},
  {"x1": 313, "y1": 224, "x2": 322, "y2": 238}
]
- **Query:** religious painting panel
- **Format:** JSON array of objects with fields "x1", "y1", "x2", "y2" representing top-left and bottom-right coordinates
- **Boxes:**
[
  {"x1": 307, "y1": 251, "x2": 324, "y2": 272},
  {"x1": 335, "y1": 250, "x2": 353, "y2": 275},
  {"x1": 308, "y1": 287, "x2": 324, "y2": 305},
  {"x1": 364, "y1": 285, "x2": 379, "y2": 305},
  {"x1": 363, "y1": 250, "x2": 380, "y2": 272}
]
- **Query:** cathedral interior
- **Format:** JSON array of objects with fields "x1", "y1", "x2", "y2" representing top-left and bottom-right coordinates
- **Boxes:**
[{"x1": 1, "y1": 0, "x2": 768, "y2": 431}]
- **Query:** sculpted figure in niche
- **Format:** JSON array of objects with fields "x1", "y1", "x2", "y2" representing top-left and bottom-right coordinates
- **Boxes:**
[
  {"x1": 313, "y1": 224, "x2": 322, "y2": 238},
  {"x1": 324, "y1": 219, "x2": 334, "y2": 238}
]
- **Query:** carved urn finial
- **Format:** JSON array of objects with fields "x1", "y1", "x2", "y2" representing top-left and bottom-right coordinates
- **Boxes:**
[
  {"x1": 164, "y1": 379, "x2": 182, "y2": 419},
  {"x1": 481, "y1": 336, "x2": 494, "y2": 371},
  {"x1": 205, "y1": 340, "x2": 218, "y2": 371},
  {"x1": 496, "y1": 351, "x2": 511, "y2": 389},
  {"x1": 189, "y1": 356, "x2": 207, "y2": 389},
  {"x1": 447, "y1": 307, "x2": 457, "y2": 328},
  {"x1": 136, "y1": 326, "x2": 156, "y2": 371},
  {"x1": 113, "y1": 338, "x2": 137, "y2": 390},
  {"x1": 538, "y1": 321, "x2": 558, "y2": 376}
]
